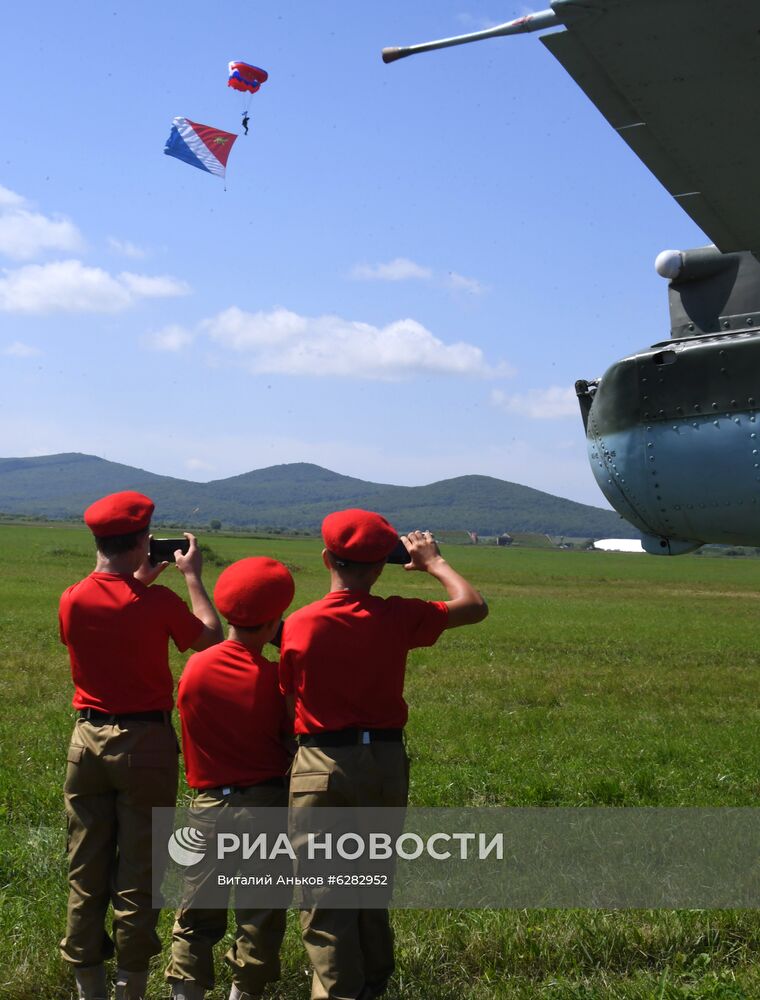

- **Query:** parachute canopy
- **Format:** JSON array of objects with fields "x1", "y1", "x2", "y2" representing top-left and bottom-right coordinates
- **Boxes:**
[
  {"x1": 228, "y1": 61, "x2": 268, "y2": 95},
  {"x1": 164, "y1": 117, "x2": 238, "y2": 179}
]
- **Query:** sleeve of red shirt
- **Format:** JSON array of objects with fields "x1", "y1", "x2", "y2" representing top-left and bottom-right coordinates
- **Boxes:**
[
  {"x1": 396, "y1": 597, "x2": 449, "y2": 648},
  {"x1": 58, "y1": 587, "x2": 72, "y2": 645},
  {"x1": 152, "y1": 586, "x2": 205, "y2": 652},
  {"x1": 278, "y1": 646, "x2": 293, "y2": 695},
  {"x1": 272, "y1": 665, "x2": 294, "y2": 738},
  {"x1": 278, "y1": 618, "x2": 295, "y2": 695}
]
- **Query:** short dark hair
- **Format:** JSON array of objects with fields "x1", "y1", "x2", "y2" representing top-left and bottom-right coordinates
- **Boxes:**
[
  {"x1": 228, "y1": 621, "x2": 269, "y2": 634},
  {"x1": 326, "y1": 550, "x2": 385, "y2": 572},
  {"x1": 95, "y1": 528, "x2": 147, "y2": 557}
]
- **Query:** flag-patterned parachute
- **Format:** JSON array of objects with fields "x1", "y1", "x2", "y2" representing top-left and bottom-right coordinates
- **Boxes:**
[
  {"x1": 228, "y1": 61, "x2": 268, "y2": 95},
  {"x1": 163, "y1": 117, "x2": 238, "y2": 179}
]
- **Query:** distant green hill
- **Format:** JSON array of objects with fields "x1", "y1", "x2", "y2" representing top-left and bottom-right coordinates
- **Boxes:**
[{"x1": 0, "y1": 453, "x2": 637, "y2": 537}]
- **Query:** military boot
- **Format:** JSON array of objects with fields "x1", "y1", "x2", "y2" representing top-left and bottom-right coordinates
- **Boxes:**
[
  {"x1": 114, "y1": 968, "x2": 149, "y2": 1000},
  {"x1": 170, "y1": 981, "x2": 206, "y2": 1000},
  {"x1": 172, "y1": 979, "x2": 206, "y2": 1000},
  {"x1": 74, "y1": 964, "x2": 108, "y2": 1000},
  {"x1": 228, "y1": 984, "x2": 260, "y2": 1000}
]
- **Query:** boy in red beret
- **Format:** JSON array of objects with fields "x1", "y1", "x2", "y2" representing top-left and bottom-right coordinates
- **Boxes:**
[
  {"x1": 59, "y1": 491, "x2": 223, "y2": 1000},
  {"x1": 166, "y1": 556, "x2": 295, "y2": 1000},
  {"x1": 279, "y1": 508, "x2": 488, "y2": 1000}
]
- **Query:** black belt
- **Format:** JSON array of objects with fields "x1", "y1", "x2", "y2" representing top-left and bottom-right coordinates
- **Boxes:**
[
  {"x1": 78, "y1": 709, "x2": 170, "y2": 725},
  {"x1": 298, "y1": 728, "x2": 404, "y2": 747},
  {"x1": 204, "y1": 777, "x2": 286, "y2": 795}
]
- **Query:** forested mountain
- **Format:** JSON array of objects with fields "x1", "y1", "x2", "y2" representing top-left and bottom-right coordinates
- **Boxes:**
[{"x1": 0, "y1": 453, "x2": 635, "y2": 537}]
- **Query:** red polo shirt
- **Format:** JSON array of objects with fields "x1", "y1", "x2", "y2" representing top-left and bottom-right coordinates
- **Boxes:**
[
  {"x1": 59, "y1": 572, "x2": 203, "y2": 713},
  {"x1": 279, "y1": 590, "x2": 449, "y2": 734},
  {"x1": 178, "y1": 639, "x2": 290, "y2": 789}
]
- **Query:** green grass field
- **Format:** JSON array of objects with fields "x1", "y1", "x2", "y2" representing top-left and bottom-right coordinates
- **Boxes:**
[{"x1": 1, "y1": 523, "x2": 759, "y2": 999}]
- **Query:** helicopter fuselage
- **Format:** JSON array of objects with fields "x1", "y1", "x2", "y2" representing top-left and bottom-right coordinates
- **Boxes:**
[
  {"x1": 577, "y1": 247, "x2": 760, "y2": 553},
  {"x1": 579, "y1": 333, "x2": 760, "y2": 554}
]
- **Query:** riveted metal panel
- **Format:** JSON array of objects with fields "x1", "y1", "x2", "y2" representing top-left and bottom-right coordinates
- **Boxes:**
[
  {"x1": 584, "y1": 360, "x2": 760, "y2": 546},
  {"x1": 636, "y1": 331, "x2": 760, "y2": 423},
  {"x1": 664, "y1": 250, "x2": 760, "y2": 338}
]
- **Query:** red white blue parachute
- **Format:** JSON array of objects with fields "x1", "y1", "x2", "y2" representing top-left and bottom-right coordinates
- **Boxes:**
[{"x1": 228, "y1": 61, "x2": 268, "y2": 96}]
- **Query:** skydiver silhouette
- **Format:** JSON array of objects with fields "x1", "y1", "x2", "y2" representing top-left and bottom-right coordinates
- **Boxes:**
[{"x1": 242, "y1": 112, "x2": 250, "y2": 136}]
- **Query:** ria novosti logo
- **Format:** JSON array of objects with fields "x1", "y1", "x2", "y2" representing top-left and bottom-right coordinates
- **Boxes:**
[{"x1": 168, "y1": 826, "x2": 207, "y2": 867}]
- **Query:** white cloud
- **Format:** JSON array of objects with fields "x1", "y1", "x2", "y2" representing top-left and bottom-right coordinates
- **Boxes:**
[
  {"x1": 108, "y1": 236, "x2": 148, "y2": 259},
  {"x1": 351, "y1": 257, "x2": 486, "y2": 296},
  {"x1": 447, "y1": 271, "x2": 486, "y2": 295},
  {"x1": 204, "y1": 306, "x2": 511, "y2": 380},
  {"x1": 3, "y1": 340, "x2": 41, "y2": 358},
  {"x1": 490, "y1": 386, "x2": 578, "y2": 419},
  {"x1": 0, "y1": 185, "x2": 27, "y2": 209},
  {"x1": 0, "y1": 198, "x2": 84, "y2": 260},
  {"x1": 351, "y1": 258, "x2": 433, "y2": 282},
  {"x1": 0, "y1": 260, "x2": 130, "y2": 312},
  {"x1": 202, "y1": 306, "x2": 307, "y2": 349},
  {"x1": 119, "y1": 272, "x2": 189, "y2": 298},
  {"x1": 0, "y1": 188, "x2": 187, "y2": 310},
  {"x1": 144, "y1": 324, "x2": 195, "y2": 352},
  {"x1": 0, "y1": 185, "x2": 84, "y2": 260},
  {"x1": 0, "y1": 260, "x2": 190, "y2": 314}
]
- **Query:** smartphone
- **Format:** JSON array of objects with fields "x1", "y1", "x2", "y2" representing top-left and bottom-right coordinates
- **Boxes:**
[
  {"x1": 386, "y1": 538, "x2": 411, "y2": 565},
  {"x1": 269, "y1": 620, "x2": 285, "y2": 648},
  {"x1": 149, "y1": 537, "x2": 190, "y2": 565}
]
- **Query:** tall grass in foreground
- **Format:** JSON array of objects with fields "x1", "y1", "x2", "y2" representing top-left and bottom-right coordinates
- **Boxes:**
[{"x1": 0, "y1": 524, "x2": 758, "y2": 998}]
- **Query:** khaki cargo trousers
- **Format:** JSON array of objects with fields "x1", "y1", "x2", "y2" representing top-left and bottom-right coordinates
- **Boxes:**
[
  {"x1": 165, "y1": 783, "x2": 288, "y2": 996},
  {"x1": 60, "y1": 718, "x2": 179, "y2": 971},
  {"x1": 289, "y1": 741, "x2": 409, "y2": 1000}
]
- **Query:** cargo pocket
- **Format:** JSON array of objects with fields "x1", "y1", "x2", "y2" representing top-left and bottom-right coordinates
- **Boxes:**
[
  {"x1": 290, "y1": 772, "x2": 330, "y2": 794},
  {"x1": 63, "y1": 745, "x2": 87, "y2": 795}
]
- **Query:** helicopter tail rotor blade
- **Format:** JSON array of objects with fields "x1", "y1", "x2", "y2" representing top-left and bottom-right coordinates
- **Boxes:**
[{"x1": 381, "y1": 9, "x2": 560, "y2": 64}]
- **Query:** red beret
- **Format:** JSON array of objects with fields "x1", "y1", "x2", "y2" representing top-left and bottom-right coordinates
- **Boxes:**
[
  {"x1": 322, "y1": 508, "x2": 398, "y2": 563},
  {"x1": 214, "y1": 557, "x2": 295, "y2": 627},
  {"x1": 84, "y1": 491, "x2": 154, "y2": 537}
]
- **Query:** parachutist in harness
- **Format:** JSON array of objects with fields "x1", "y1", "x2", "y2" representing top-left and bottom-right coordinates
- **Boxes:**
[{"x1": 242, "y1": 112, "x2": 250, "y2": 135}]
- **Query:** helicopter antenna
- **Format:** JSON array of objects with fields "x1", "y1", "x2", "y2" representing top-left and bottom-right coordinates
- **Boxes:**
[{"x1": 382, "y1": 8, "x2": 560, "y2": 64}]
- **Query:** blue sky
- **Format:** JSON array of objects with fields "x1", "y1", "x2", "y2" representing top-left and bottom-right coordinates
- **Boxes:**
[{"x1": 0, "y1": 2, "x2": 707, "y2": 505}]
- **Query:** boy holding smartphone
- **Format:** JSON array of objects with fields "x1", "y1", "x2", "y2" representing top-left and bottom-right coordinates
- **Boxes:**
[
  {"x1": 279, "y1": 508, "x2": 488, "y2": 1000},
  {"x1": 60, "y1": 491, "x2": 221, "y2": 1000}
]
